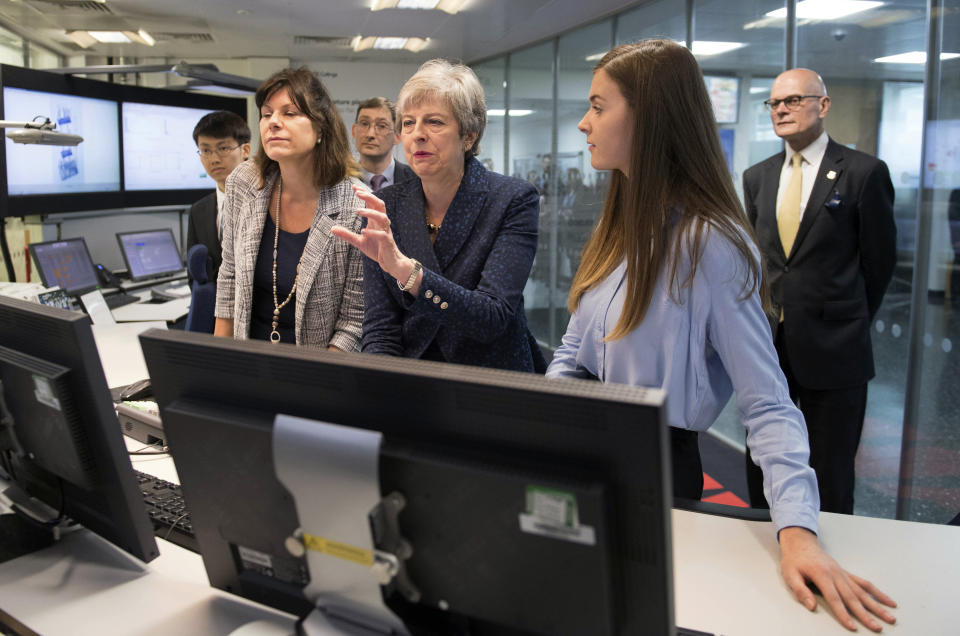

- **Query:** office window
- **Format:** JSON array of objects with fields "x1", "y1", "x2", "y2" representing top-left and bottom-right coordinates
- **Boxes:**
[
  {"x1": 0, "y1": 25, "x2": 23, "y2": 66},
  {"x1": 899, "y1": 1, "x2": 960, "y2": 523},
  {"x1": 549, "y1": 21, "x2": 615, "y2": 347},
  {"x1": 27, "y1": 42, "x2": 61, "y2": 69},
  {"x1": 693, "y1": 1, "x2": 785, "y2": 446},
  {"x1": 507, "y1": 42, "x2": 555, "y2": 345},
  {"x1": 474, "y1": 58, "x2": 506, "y2": 176},
  {"x1": 616, "y1": 0, "x2": 685, "y2": 44},
  {"x1": 797, "y1": 0, "x2": 938, "y2": 521}
]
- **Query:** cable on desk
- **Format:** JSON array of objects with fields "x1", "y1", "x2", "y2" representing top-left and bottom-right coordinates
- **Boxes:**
[
  {"x1": 163, "y1": 512, "x2": 189, "y2": 542},
  {"x1": 128, "y1": 441, "x2": 168, "y2": 456}
]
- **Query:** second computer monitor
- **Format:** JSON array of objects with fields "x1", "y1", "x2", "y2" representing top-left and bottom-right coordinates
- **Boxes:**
[
  {"x1": 116, "y1": 229, "x2": 184, "y2": 282},
  {"x1": 28, "y1": 237, "x2": 100, "y2": 296}
]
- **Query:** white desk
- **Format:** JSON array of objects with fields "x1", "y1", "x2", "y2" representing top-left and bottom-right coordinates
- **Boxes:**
[
  {"x1": 1, "y1": 488, "x2": 957, "y2": 635},
  {"x1": 1, "y1": 329, "x2": 957, "y2": 635},
  {"x1": 111, "y1": 291, "x2": 190, "y2": 324},
  {"x1": 91, "y1": 321, "x2": 167, "y2": 388}
]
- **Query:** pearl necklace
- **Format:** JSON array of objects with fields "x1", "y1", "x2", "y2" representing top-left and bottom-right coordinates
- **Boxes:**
[{"x1": 270, "y1": 177, "x2": 301, "y2": 343}]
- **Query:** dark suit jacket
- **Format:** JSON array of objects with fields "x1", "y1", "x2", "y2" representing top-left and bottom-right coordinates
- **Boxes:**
[
  {"x1": 186, "y1": 191, "x2": 221, "y2": 282},
  {"x1": 392, "y1": 161, "x2": 415, "y2": 188},
  {"x1": 743, "y1": 137, "x2": 896, "y2": 390},
  {"x1": 363, "y1": 157, "x2": 545, "y2": 372}
]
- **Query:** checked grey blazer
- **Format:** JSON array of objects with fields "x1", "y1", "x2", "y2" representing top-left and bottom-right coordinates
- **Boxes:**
[{"x1": 215, "y1": 160, "x2": 365, "y2": 350}]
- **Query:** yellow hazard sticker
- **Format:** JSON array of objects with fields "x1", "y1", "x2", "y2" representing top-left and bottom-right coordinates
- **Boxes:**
[{"x1": 302, "y1": 533, "x2": 373, "y2": 566}]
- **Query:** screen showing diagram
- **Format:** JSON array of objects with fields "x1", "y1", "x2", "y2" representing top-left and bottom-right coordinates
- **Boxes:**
[
  {"x1": 122, "y1": 102, "x2": 214, "y2": 190},
  {"x1": 4, "y1": 87, "x2": 121, "y2": 195}
]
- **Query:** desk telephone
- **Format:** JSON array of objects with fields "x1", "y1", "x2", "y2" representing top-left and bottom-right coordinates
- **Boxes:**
[{"x1": 95, "y1": 264, "x2": 124, "y2": 288}]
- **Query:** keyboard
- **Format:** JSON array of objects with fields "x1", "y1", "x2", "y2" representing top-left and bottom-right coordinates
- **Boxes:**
[
  {"x1": 105, "y1": 292, "x2": 140, "y2": 310},
  {"x1": 134, "y1": 470, "x2": 198, "y2": 553}
]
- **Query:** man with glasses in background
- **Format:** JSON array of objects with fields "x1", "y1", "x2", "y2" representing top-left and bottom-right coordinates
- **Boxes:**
[
  {"x1": 352, "y1": 97, "x2": 414, "y2": 192},
  {"x1": 188, "y1": 111, "x2": 251, "y2": 283},
  {"x1": 743, "y1": 68, "x2": 897, "y2": 515}
]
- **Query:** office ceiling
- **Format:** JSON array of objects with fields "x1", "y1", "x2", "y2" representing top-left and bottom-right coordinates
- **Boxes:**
[{"x1": 0, "y1": 0, "x2": 639, "y2": 65}]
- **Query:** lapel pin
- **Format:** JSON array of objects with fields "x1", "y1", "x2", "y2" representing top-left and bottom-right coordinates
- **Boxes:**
[{"x1": 826, "y1": 170, "x2": 837, "y2": 180}]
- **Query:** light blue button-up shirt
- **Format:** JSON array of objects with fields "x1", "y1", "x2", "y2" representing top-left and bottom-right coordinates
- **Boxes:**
[{"x1": 547, "y1": 224, "x2": 819, "y2": 534}]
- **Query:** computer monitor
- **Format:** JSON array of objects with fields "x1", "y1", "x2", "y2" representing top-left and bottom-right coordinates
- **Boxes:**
[
  {"x1": 139, "y1": 329, "x2": 674, "y2": 635},
  {"x1": 28, "y1": 236, "x2": 100, "y2": 296},
  {"x1": 2, "y1": 86, "x2": 122, "y2": 197},
  {"x1": 121, "y1": 101, "x2": 214, "y2": 191},
  {"x1": 116, "y1": 229, "x2": 185, "y2": 282},
  {"x1": 0, "y1": 296, "x2": 158, "y2": 563}
]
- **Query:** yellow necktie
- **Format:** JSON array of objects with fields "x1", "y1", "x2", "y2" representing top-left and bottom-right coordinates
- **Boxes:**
[{"x1": 778, "y1": 152, "x2": 804, "y2": 257}]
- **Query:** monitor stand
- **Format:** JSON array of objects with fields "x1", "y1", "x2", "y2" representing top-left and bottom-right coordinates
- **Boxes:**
[{"x1": 0, "y1": 509, "x2": 57, "y2": 563}]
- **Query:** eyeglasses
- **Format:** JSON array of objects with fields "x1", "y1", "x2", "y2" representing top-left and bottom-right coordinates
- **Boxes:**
[
  {"x1": 355, "y1": 120, "x2": 393, "y2": 135},
  {"x1": 197, "y1": 145, "x2": 242, "y2": 159},
  {"x1": 763, "y1": 95, "x2": 824, "y2": 111}
]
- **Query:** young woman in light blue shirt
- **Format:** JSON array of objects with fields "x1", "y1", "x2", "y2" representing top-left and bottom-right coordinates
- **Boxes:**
[{"x1": 547, "y1": 40, "x2": 896, "y2": 632}]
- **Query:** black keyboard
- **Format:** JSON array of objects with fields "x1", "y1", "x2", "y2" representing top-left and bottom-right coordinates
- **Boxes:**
[
  {"x1": 134, "y1": 470, "x2": 198, "y2": 553},
  {"x1": 105, "y1": 293, "x2": 140, "y2": 310}
]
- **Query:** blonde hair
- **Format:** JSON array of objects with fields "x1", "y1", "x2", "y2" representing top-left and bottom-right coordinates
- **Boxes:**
[
  {"x1": 396, "y1": 59, "x2": 486, "y2": 158},
  {"x1": 569, "y1": 40, "x2": 770, "y2": 340}
]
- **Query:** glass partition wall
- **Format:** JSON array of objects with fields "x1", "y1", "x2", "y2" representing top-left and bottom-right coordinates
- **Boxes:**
[{"x1": 471, "y1": 0, "x2": 959, "y2": 524}]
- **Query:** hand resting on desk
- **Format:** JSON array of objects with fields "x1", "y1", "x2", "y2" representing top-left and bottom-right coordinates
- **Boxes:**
[{"x1": 779, "y1": 526, "x2": 897, "y2": 632}]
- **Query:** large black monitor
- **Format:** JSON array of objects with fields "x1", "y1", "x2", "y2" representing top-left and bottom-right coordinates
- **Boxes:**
[
  {"x1": 0, "y1": 64, "x2": 246, "y2": 217},
  {"x1": 0, "y1": 296, "x2": 158, "y2": 563},
  {"x1": 28, "y1": 236, "x2": 100, "y2": 296},
  {"x1": 116, "y1": 228, "x2": 184, "y2": 282},
  {"x1": 140, "y1": 329, "x2": 674, "y2": 635}
]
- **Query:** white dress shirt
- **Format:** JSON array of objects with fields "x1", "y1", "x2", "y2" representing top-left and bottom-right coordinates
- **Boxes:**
[
  {"x1": 776, "y1": 130, "x2": 829, "y2": 221},
  {"x1": 215, "y1": 186, "x2": 226, "y2": 241}
]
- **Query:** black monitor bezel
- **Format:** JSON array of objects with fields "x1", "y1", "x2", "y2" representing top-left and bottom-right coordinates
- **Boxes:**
[
  {"x1": 0, "y1": 295, "x2": 159, "y2": 563},
  {"x1": 115, "y1": 228, "x2": 184, "y2": 282},
  {"x1": 139, "y1": 329, "x2": 675, "y2": 635},
  {"x1": 27, "y1": 235, "x2": 101, "y2": 296}
]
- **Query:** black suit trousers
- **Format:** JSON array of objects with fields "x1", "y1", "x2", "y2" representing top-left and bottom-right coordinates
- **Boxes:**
[{"x1": 747, "y1": 327, "x2": 867, "y2": 514}]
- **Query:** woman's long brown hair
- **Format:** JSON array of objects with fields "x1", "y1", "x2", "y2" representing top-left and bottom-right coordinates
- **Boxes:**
[
  {"x1": 569, "y1": 39, "x2": 771, "y2": 340},
  {"x1": 254, "y1": 67, "x2": 360, "y2": 190}
]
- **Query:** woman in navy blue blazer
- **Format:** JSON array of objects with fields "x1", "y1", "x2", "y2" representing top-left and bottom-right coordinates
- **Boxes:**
[{"x1": 333, "y1": 59, "x2": 544, "y2": 372}]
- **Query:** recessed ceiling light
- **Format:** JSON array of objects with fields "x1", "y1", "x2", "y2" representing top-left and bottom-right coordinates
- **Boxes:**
[
  {"x1": 585, "y1": 52, "x2": 606, "y2": 62},
  {"x1": 688, "y1": 41, "x2": 746, "y2": 56},
  {"x1": 371, "y1": 0, "x2": 468, "y2": 14},
  {"x1": 487, "y1": 109, "x2": 533, "y2": 117},
  {"x1": 352, "y1": 36, "x2": 429, "y2": 52},
  {"x1": 766, "y1": 0, "x2": 883, "y2": 21},
  {"x1": 873, "y1": 51, "x2": 960, "y2": 64},
  {"x1": 88, "y1": 31, "x2": 132, "y2": 43}
]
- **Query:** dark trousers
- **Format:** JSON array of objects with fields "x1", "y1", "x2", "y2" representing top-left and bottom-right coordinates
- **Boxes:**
[
  {"x1": 746, "y1": 328, "x2": 867, "y2": 514},
  {"x1": 671, "y1": 427, "x2": 703, "y2": 500}
]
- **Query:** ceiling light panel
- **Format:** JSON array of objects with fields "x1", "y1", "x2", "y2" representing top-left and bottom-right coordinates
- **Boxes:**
[{"x1": 766, "y1": 0, "x2": 883, "y2": 21}]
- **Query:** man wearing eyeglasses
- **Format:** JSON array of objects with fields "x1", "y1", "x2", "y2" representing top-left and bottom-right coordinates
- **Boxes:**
[
  {"x1": 351, "y1": 97, "x2": 414, "y2": 192},
  {"x1": 743, "y1": 68, "x2": 896, "y2": 515},
  {"x1": 188, "y1": 111, "x2": 252, "y2": 283}
]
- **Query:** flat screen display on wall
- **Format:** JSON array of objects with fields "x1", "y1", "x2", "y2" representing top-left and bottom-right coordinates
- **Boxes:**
[{"x1": 3, "y1": 87, "x2": 121, "y2": 196}]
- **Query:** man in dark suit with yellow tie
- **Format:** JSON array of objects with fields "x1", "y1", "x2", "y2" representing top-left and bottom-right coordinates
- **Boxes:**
[{"x1": 743, "y1": 68, "x2": 897, "y2": 514}]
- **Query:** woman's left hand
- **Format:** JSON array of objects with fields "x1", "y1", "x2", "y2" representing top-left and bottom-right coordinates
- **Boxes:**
[{"x1": 779, "y1": 526, "x2": 897, "y2": 632}]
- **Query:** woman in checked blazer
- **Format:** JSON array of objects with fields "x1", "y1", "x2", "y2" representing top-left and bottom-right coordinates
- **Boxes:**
[{"x1": 214, "y1": 67, "x2": 365, "y2": 350}]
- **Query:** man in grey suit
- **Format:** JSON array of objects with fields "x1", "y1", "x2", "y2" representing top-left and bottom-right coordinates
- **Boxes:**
[
  {"x1": 352, "y1": 97, "x2": 414, "y2": 192},
  {"x1": 187, "y1": 111, "x2": 251, "y2": 282},
  {"x1": 743, "y1": 69, "x2": 897, "y2": 514}
]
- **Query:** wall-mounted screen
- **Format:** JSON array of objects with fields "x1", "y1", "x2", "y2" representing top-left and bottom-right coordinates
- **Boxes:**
[
  {"x1": 3, "y1": 87, "x2": 121, "y2": 195},
  {"x1": 122, "y1": 102, "x2": 214, "y2": 191},
  {"x1": 704, "y1": 75, "x2": 740, "y2": 124}
]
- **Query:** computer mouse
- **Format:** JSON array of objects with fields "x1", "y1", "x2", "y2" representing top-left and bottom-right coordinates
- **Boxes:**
[{"x1": 119, "y1": 378, "x2": 153, "y2": 401}]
